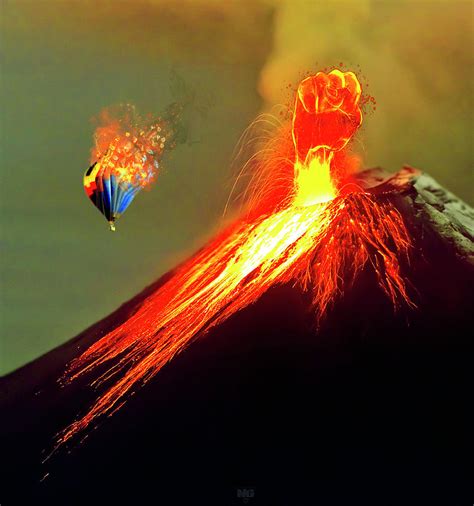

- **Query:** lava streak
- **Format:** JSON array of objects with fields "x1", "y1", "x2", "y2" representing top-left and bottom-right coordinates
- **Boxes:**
[{"x1": 58, "y1": 70, "x2": 413, "y2": 446}]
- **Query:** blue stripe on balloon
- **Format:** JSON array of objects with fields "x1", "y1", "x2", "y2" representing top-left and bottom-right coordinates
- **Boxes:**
[
  {"x1": 115, "y1": 184, "x2": 127, "y2": 214},
  {"x1": 119, "y1": 186, "x2": 141, "y2": 214},
  {"x1": 110, "y1": 175, "x2": 115, "y2": 209},
  {"x1": 103, "y1": 177, "x2": 112, "y2": 218},
  {"x1": 111, "y1": 175, "x2": 120, "y2": 214}
]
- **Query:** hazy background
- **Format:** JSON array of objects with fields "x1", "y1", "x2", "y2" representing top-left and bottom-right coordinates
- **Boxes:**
[{"x1": 1, "y1": 0, "x2": 472, "y2": 374}]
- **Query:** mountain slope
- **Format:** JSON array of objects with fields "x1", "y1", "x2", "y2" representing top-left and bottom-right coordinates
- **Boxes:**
[{"x1": 1, "y1": 169, "x2": 472, "y2": 506}]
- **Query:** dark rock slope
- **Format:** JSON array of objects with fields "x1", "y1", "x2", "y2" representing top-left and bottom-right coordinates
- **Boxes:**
[{"x1": 1, "y1": 169, "x2": 472, "y2": 506}]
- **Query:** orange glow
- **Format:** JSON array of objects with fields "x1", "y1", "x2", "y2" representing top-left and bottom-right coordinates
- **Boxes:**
[
  {"x1": 292, "y1": 70, "x2": 362, "y2": 164},
  {"x1": 56, "y1": 70, "x2": 413, "y2": 448},
  {"x1": 293, "y1": 154, "x2": 335, "y2": 206},
  {"x1": 92, "y1": 105, "x2": 167, "y2": 187},
  {"x1": 292, "y1": 70, "x2": 362, "y2": 207}
]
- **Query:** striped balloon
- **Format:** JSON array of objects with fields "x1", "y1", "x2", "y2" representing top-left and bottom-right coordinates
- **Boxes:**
[{"x1": 83, "y1": 161, "x2": 143, "y2": 231}]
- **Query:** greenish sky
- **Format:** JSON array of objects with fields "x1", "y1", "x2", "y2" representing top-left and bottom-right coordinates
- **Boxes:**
[
  {"x1": 0, "y1": 0, "x2": 272, "y2": 374},
  {"x1": 1, "y1": 0, "x2": 472, "y2": 375}
]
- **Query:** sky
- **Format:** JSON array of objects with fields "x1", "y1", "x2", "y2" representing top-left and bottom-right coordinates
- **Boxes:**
[{"x1": 1, "y1": 0, "x2": 472, "y2": 374}]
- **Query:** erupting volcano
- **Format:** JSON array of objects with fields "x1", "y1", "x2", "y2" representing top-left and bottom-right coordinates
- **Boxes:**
[
  {"x1": 56, "y1": 70, "x2": 413, "y2": 446},
  {"x1": 2, "y1": 65, "x2": 473, "y2": 506}
]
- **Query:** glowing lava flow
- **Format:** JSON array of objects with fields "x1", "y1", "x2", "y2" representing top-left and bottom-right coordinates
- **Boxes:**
[{"x1": 58, "y1": 70, "x2": 412, "y2": 446}]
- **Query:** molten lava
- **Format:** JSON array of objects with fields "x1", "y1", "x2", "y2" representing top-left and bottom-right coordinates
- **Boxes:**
[{"x1": 57, "y1": 70, "x2": 413, "y2": 447}]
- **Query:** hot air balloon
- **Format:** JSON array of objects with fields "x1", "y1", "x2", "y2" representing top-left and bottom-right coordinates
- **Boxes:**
[
  {"x1": 83, "y1": 105, "x2": 167, "y2": 231},
  {"x1": 83, "y1": 158, "x2": 156, "y2": 231}
]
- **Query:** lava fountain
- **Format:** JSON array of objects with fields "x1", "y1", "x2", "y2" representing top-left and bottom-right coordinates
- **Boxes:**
[{"x1": 57, "y1": 70, "x2": 413, "y2": 447}]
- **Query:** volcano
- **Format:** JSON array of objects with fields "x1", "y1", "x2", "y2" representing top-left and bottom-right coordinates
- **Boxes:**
[{"x1": 1, "y1": 168, "x2": 472, "y2": 506}]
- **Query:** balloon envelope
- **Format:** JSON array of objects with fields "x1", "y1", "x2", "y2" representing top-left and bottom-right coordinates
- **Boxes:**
[{"x1": 83, "y1": 161, "x2": 141, "y2": 231}]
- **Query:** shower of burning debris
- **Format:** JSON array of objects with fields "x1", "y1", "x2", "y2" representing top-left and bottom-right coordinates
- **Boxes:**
[{"x1": 57, "y1": 70, "x2": 414, "y2": 448}]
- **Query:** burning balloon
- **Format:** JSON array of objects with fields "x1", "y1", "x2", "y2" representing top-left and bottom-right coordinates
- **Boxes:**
[
  {"x1": 83, "y1": 105, "x2": 168, "y2": 231},
  {"x1": 57, "y1": 69, "x2": 413, "y2": 448}
]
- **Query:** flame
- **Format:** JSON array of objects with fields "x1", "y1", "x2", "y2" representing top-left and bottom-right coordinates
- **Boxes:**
[
  {"x1": 91, "y1": 105, "x2": 168, "y2": 187},
  {"x1": 292, "y1": 70, "x2": 362, "y2": 207},
  {"x1": 56, "y1": 70, "x2": 413, "y2": 448},
  {"x1": 293, "y1": 154, "x2": 335, "y2": 206}
]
